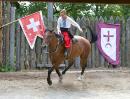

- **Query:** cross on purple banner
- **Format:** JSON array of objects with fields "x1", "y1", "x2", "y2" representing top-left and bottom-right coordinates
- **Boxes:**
[{"x1": 103, "y1": 31, "x2": 114, "y2": 42}]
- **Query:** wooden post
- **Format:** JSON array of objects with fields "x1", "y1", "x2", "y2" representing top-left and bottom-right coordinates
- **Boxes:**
[
  {"x1": 30, "y1": 48, "x2": 36, "y2": 69},
  {"x1": 91, "y1": 19, "x2": 96, "y2": 68},
  {"x1": 16, "y1": 20, "x2": 21, "y2": 71},
  {"x1": 20, "y1": 28, "x2": 25, "y2": 70},
  {"x1": 86, "y1": 17, "x2": 92, "y2": 68},
  {"x1": 2, "y1": 1, "x2": 6, "y2": 66},
  {"x1": 24, "y1": 40, "x2": 30, "y2": 69},
  {"x1": 47, "y1": 2, "x2": 53, "y2": 66},
  {"x1": 126, "y1": 17, "x2": 130, "y2": 67},
  {"x1": 9, "y1": 4, "x2": 15, "y2": 67},
  {"x1": 0, "y1": 1, "x2": 2, "y2": 66},
  {"x1": 115, "y1": 16, "x2": 122, "y2": 67},
  {"x1": 98, "y1": 16, "x2": 105, "y2": 67},
  {"x1": 95, "y1": 17, "x2": 100, "y2": 67},
  {"x1": 6, "y1": 2, "x2": 11, "y2": 65},
  {"x1": 48, "y1": 2, "x2": 53, "y2": 29}
]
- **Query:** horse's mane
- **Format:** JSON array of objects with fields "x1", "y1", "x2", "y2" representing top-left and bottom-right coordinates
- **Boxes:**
[
  {"x1": 45, "y1": 29, "x2": 63, "y2": 42},
  {"x1": 45, "y1": 29, "x2": 53, "y2": 33}
]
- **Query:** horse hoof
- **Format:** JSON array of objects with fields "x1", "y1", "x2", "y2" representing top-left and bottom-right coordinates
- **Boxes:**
[
  {"x1": 77, "y1": 77, "x2": 82, "y2": 81},
  {"x1": 47, "y1": 78, "x2": 52, "y2": 86},
  {"x1": 62, "y1": 71, "x2": 65, "y2": 75},
  {"x1": 47, "y1": 80, "x2": 52, "y2": 86},
  {"x1": 77, "y1": 75, "x2": 84, "y2": 81}
]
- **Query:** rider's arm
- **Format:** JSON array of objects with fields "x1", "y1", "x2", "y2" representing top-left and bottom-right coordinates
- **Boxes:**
[
  {"x1": 67, "y1": 17, "x2": 82, "y2": 32},
  {"x1": 57, "y1": 18, "x2": 61, "y2": 34}
]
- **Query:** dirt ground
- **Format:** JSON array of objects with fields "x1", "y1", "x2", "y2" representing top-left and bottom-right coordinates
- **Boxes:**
[{"x1": 0, "y1": 68, "x2": 130, "y2": 99}]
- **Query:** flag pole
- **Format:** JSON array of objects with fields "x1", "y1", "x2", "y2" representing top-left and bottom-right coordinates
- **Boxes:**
[{"x1": 0, "y1": 19, "x2": 18, "y2": 29}]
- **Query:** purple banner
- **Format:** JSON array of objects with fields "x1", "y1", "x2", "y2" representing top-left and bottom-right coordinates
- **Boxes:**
[{"x1": 96, "y1": 22, "x2": 120, "y2": 65}]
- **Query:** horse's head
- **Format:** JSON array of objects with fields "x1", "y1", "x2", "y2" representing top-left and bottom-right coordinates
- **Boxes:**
[{"x1": 44, "y1": 29, "x2": 60, "y2": 45}]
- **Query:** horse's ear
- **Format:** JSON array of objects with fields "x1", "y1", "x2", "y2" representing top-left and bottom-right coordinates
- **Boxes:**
[
  {"x1": 45, "y1": 28, "x2": 54, "y2": 33},
  {"x1": 50, "y1": 29, "x2": 54, "y2": 32},
  {"x1": 45, "y1": 29, "x2": 49, "y2": 33}
]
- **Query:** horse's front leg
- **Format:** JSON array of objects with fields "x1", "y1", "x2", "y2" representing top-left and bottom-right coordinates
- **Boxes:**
[
  {"x1": 47, "y1": 67, "x2": 54, "y2": 86},
  {"x1": 62, "y1": 60, "x2": 73, "y2": 75},
  {"x1": 55, "y1": 67, "x2": 63, "y2": 83}
]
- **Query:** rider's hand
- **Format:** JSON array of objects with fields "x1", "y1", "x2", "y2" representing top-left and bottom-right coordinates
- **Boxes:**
[
  {"x1": 58, "y1": 30, "x2": 61, "y2": 35},
  {"x1": 79, "y1": 28, "x2": 83, "y2": 33}
]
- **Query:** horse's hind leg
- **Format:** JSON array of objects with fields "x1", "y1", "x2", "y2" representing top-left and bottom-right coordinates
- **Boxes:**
[
  {"x1": 81, "y1": 60, "x2": 87, "y2": 75},
  {"x1": 47, "y1": 67, "x2": 54, "y2": 85},
  {"x1": 78, "y1": 54, "x2": 88, "y2": 81},
  {"x1": 62, "y1": 59, "x2": 74, "y2": 75}
]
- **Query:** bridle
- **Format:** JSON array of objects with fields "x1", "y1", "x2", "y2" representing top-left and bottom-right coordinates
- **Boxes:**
[{"x1": 44, "y1": 30, "x2": 62, "y2": 54}]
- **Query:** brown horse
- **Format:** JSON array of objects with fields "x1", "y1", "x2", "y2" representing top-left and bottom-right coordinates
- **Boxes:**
[{"x1": 44, "y1": 27, "x2": 97, "y2": 85}]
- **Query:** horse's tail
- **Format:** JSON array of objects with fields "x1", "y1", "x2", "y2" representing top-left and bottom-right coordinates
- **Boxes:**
[{"x1": 86, "y1": 26, "x2": 97, "y2": 43}]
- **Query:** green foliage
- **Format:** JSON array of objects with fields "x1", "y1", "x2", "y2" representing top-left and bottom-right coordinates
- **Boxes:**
[
  {"x1": 15, "y1": 2, "x2": 130, "y2": 20},
  {"x1": 16, "y1": 2, "x2": 29, "y2": 16},
  {"x1": 16, "y1": 2, "x2": 47, "y2": 17},
  {"x1": 103, "y1": 5, "x2": 123, "y2": 17},
  {"x1": 27, "y1": 2, "x2": 47, "y2": 16},
  {"x1": 121, "y1": 5, "x2": 130, "y2": 19},
  {"x1": 0, "y1": 65, "x2": 16, "y2": 72},
  {"x1": 54, "y1": 3, "x2": 95, "y2": 19}
]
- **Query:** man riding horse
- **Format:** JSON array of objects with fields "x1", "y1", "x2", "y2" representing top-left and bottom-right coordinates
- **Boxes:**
[
  {"x1": 57, "y1": 9, "x2": 83, "y2": 58},
  {"x1": 45, "y1": 10, "x2": 97, "y2": 85}
]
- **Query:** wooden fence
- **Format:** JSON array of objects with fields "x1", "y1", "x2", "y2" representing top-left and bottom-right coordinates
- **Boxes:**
[{"x1": 1, "y1": 3, "x2": 130, "y2": 70}]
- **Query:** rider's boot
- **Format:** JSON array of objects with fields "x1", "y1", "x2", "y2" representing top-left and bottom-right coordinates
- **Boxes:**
[{"x1": 64, "y1": 48, "x2": 69, "y2": 58}]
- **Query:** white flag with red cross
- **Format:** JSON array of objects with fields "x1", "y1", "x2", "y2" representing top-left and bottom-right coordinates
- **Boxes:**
[
  {"x1": 19, "y1": 11, "x2": 45, "y2": 49},
  {"x1": 97, "y1": 22, "x2": 120, "y2": 65}
]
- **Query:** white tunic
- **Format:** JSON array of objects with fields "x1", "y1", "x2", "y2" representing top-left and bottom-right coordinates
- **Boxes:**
[{"x1": 57, "y1": 16, "x2": 81, "y2": 34}]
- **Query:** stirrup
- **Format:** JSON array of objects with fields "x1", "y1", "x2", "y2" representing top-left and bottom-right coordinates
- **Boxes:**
[{"x1": 64, "y1": 51, "x2": 68, "y2": 58}]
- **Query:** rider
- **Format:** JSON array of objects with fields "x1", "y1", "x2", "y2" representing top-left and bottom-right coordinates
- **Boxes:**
[{"x1": 57, "y1": 9, "x2": 83, "y2": 58}]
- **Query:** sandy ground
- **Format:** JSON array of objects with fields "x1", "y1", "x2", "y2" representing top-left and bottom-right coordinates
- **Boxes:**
[{"x1": 0, "y1": 68, "x2": 130, "y2": 99}]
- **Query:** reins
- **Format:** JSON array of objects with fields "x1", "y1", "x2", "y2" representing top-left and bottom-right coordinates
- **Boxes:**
[
  {"x1": 44, "y1": 31, "x2": 62, "y2": 54},
  {"x1": 48, "y1": 38, "x2": 61, "y2": 54}
]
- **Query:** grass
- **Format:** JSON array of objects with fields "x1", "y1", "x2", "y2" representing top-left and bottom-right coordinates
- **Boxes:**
[{"x1": 0, "y1": 64, "x2": 16, "y2": 72}]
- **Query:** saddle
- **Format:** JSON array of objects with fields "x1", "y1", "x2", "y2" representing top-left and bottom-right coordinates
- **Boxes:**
[
  {"x1": 54, "y1": 33, "x2": 78, "y2": 59},
  {"x1": 57, "y1": 34, "x2": 78, "y2": 45}
]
